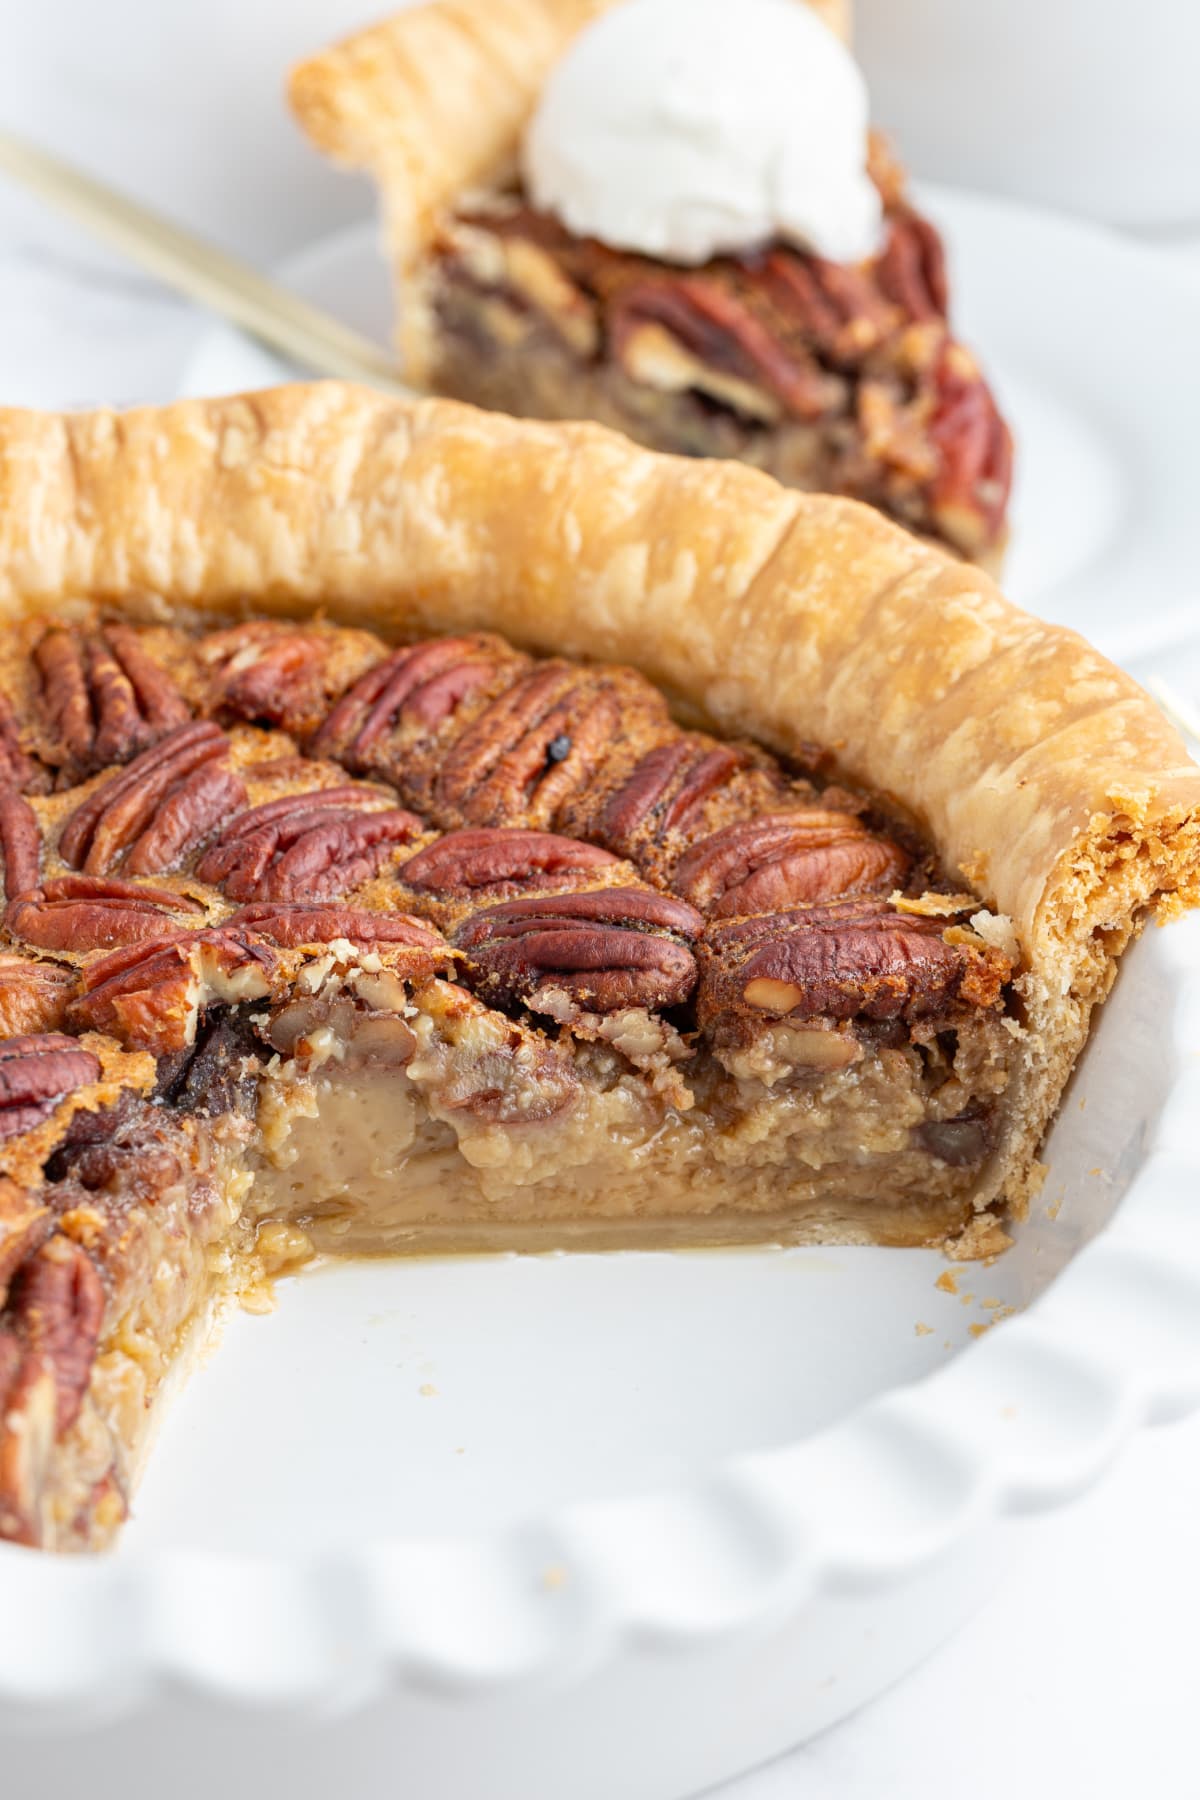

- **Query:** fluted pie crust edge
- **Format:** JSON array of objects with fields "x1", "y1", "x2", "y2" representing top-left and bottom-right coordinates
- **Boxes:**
[{"x1": 1, "y1": 381, "x2": 1197, "y2": 1221}]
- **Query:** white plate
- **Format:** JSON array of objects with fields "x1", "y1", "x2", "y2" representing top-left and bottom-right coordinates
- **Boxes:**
[
  {"x1": 178, "y1": 186, "x2": 1200, "y2": 661},
  {"x1": 4, "y1": 191, "x2": 1200, "y2": 1800}
]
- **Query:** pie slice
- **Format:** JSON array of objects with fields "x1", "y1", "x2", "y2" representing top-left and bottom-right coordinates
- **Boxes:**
[
  {"x1": 289, "y1": 0, "x2": 1013, "y2": 565},
  {"x1": 0, "y1": 383, "x2": 1196, "y2": 1550}
]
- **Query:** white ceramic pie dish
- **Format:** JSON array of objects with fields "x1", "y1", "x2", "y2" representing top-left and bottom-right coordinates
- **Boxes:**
[{"x1": 1, "y1": 900, "x2": 1198, "y2": 1799}]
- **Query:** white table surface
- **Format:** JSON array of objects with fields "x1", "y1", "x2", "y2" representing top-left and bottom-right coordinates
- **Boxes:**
[{"x1": 2, "y1": 79, "x2": 1200, "y2": 1800}]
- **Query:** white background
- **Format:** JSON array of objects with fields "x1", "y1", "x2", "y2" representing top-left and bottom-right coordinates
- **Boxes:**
[{"x1": 1, "y1": 4, "x2": 1200, "y2": 1796}]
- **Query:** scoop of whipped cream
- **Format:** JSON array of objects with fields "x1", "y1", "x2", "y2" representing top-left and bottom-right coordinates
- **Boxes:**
[{"x1": 522, "y1": 0, "x2": 881, "y2": 267}]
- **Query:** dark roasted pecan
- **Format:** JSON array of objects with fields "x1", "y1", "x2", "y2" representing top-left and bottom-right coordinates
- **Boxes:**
[
  {"x1": 33, "y1": 624, "x2": 189, "y2": 777},
  {"x1": 0, "y1": 1177, "x2": 52, "y2": 1305},
  {"x1": 7, "y1": 875, "x2": 204, "y2": 954},
  {"x1": 196, "y1": 788, "x2": 423, "y2": 903},
  {"x1": 229, "y1": 901, "x2": 448, "y2": 956},
  {"x1": 674, "y1": 810, "x2": 910, "y2": 917},
  {"x1": 204, "y1": 621, "x2": 381, "y2": 739},
  {"x1": 697, "y1": 899, "x2": 1012, "y2": 1035},
  {"x1": 917, "y1": 1107, "x2": 995, "y2": 1168},
  {"x1": 152, "y1": 1011, "x2": 261, "y2": 1120},
  {"x1": 312, "y1": 634, "x2": 522, "y2": 768},
  {"x1": 0, "y1": 691, "x2": 44, "y2": 793},
  {"x1": 70, "y1": 929, "x2": 274, "y2": 1054},
  {"x1": 0, "y1": 1033, "x2": 102, "y2": 1142},
  {"x1": 0, "y1": 785, "x2": 42, "y2": 899},
  {"x1": 455, "y1": 887, "x2": 702, "y2": 1015},
  {"x1": 58, "y1": 721, "x2": 237, "y2": 875},
  {"x1": 400, "y1": 828, "x2": 619, "y2": 901}
]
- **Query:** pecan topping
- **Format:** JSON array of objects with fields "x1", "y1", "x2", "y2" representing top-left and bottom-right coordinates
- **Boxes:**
[
  {"x1": 595, "y1": 735, "x2": 758, "y2": 857},
  {"x1": 34, "y1": 624, "x2": 189, "y2": 777},
  {"x1": 697, "y1": 899, "x2": 1012, "y2": 1035},
  {"x1": 0, "y1": 786, "x2": 42, "y2": 900},
  {"x1": 58, "y1": 721, "x2": 237, "y2": 875},
  {"x1": 431, "y1": 663, "x2": 667, "y2": 829},
  {"x1": 204, "y1": 622, "x2": 380, "y2": 738},
  {"x1": 5, "y1": 1234, "x2": 106, "y2": 1434},
  {"x1": 0, "y1": 955, "x2": 77, "y2": 1039},
  {"x1": 401, "y1": 828, "x2": 619, "y2": 900},
  {"x1": 0, "y1": 1033, "x2": 102, "y2": 1142},
  {"x1": 229, "y1": 901, "x2": 448, "y2": 954},
  {"x1": 455, "y1": 887, "x2": 702, "y2": 1015},
  {"x1": 7, "y1": 875, "x2": 203, "y2": 954},
  {"x1": 0, "y1": 691, "x2": 43, "y2": 793},
  {"x1": 929, "y1": 346, "x2": 1013, "y2": 555},
  {"x1": 876, "y1": 211, "x2": 949, "y2": 323},
  {"x1": 71, "y1": 930, "x2": 274, "y2": 1053},
  {"x1": 312, "y1": 634, "x2": 520, "y2": 766},
  {"x1": 674, "y1": 811, "x2": 910, "y2": 917},
  {"x1": 195, "y1": 788, "x2": 423, "y2": 903}
]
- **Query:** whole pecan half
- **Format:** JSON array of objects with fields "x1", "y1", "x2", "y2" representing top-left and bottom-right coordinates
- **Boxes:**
[
  {"x1": 455, "y1": 887, "x2": 703, "y2": 1015},
  {"x1": 876, "y1": 210, "x2": 949, "y2": 323},
  {"x1": 674, "y1": 811, "x2": 910, "y2": 917},
  {"x1": 229, "y1": 901, "x2": 448, "y2": 955},
  {"x1": 430, "y1": 662, "x2": 669, "y2": 831},
  {"x1": 7, "y1": 875, "x2": 204, "y2": 954},
  {"x1": 929, "y1": 345, "x2": 1013, "y2": 556},
  {"x1": 204, "y1": 621, "x2": 382, "y2": 739},
  {"x1": 400, "y1": 828, "x2": 619, "y2": 901},
  {"x1": 0, "y1": 786, "x2": 42, "y2": 900},
  {"x1": 33, "y1": 624, "x2": 190, "y2": 777},
  {"x1": 0, "y1": 1032, "x2": 102, "y2": 1142},
  {"x1": 697, "y1": 898, "x2": 1012, "y2": 1035},
  {"x1": 312, "y1": 634, "x2": 522, "y2": 769},
  {"x1": 71, "y1": 929, "x2": 274, "y2": 1054},
  {"x1": 58, "y1": 721, "x2": 238, "y2": 875},
  {"x1": 0, "y1": 691, "x2": 44, "y2": 793},
  {"x1": 5, "y1": 1234, "x2": 106, "y2": 1433},
  {"x1": 760, "y1": 247, "x2": 897, "y2": 365},
  {"x1": 0, "y1": 955, "x2": 78, "y2": 1039},
  {"x1": 196, "y1": 787, "x2": 422, "y2": 903}
]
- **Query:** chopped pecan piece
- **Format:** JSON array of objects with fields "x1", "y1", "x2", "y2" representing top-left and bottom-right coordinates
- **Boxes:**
[
  {"x1": 455, "y1": 887, "x2": 702, "y2": 1015},
  {"x1": 312, "y1": 634, "x2": 523, "y2": 770},
  {"x1": 58, "y1": 721, "x2": 236, "y2": 875},
  {"x1": 876, "y1": 211, "x2": 949, "y2": 323},
  {"x1": 400, "y1": 828, "x2": 619, "y2": 901},
  {"x1": 196, "y1": 788, "x2": 423, "y2": 903},
  {"x1": 674, "y1": 811, "x2": 910, "y2": 917},
  {"x1": 0, "y1": 1177, "x2": 52, "y2": 1305},
  {"x1": 70, "y1": 929, "x2": 274, "y2": 1054},
  {"x1": 0, "y1": 1033, "x2": 102, "y2": 1142},
  {"x1": 0, "y1": 955, "x2": 77, "y2": 1039},
  {"x1": 697, "y1": 899, "x2": 1012, "y2": 1038},
  {"x1": 229, "y1": 901, "x2": 448, "y2": 957},
  {"x1": 0, "y1": 785, "x2": 42, "y2": 899},
  {"x1": 152, "y1": 1011, "x2": 262, "y2": 1120},
  {"x1": 0, "y1": 1330, "x2": 55, "y2": 1545},
  {"x1": 33, "y1": 625, "x2": 189, "y2": 777},
  {"x1": 7, "y1": 875, "x2": 204, "y2": 954}
]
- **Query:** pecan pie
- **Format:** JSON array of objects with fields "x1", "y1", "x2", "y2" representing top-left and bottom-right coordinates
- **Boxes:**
[
  {"x1": 0, "y1": 382, "x2": 1196, "y2": 1551},
  {"x1": 290, "y1": 0, "x2": 1012, "y2": 564}
]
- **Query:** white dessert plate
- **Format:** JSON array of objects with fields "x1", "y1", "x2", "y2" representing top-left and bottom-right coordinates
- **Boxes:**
[
  {"x1": 3, "y1": 188, "x2": 1200, "y2": 1800},
  {"x1": 177, "y1": 184, "x2": 1200, "y2": 662}
]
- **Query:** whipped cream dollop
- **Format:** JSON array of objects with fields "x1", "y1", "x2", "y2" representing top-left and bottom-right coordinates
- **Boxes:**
[{"x1": 522, "y1": 0, "x2": 882, "y2": 268}]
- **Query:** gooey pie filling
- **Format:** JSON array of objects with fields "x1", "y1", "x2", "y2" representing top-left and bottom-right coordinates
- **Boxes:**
[{"x1": 0, "y1": 613, "x2": 1018, "y2": 1546}]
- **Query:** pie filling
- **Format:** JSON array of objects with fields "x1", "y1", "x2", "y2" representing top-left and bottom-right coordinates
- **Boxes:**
[
  {"x1": 0, "y1": 613, "x2": 1020, "y2": 1548},
  {"x1": 427, "y1": 142, "x2": 1012, "y2": 563}
]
